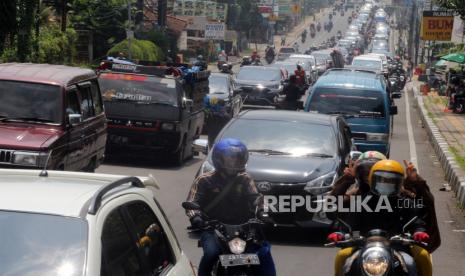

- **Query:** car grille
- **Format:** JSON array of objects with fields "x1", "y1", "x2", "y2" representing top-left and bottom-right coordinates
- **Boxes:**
[
  {"x1": 0, "y1": 149, "x2": 14, "y2": 163},
  {"x1": 352, "y1": 132, "x2": 367, "y2": 141}
]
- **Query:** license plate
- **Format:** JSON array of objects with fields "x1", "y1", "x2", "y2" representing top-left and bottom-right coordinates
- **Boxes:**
[{"x1": 219, "y1": 254, "x2": 260, "y2": 267}]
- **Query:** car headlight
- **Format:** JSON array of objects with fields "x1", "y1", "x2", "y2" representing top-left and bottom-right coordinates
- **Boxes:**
[
  {"x1": 228, "y1": 238, "x2": 246, "y2": 254},
  {"x1": 366, "y1": 133, "x2": 389, "y2": 142},
  {"x1": 362, "y1": 247, "x2": 390, "y2": 276},
  {"x1": 304, "y1": 172, "x2": 337, "y2": 195},
  {"x1": 13, "y1": 151, "x2": 48, "y2": 167},
  {"x1": 200, "y1": 161, "x2": 215, "y2": 174},
  {"x1": 161, "y1": 122, "x2": 176, "y2": 131}
]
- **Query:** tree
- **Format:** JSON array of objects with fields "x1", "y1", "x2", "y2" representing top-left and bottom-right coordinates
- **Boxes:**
[
  {"x1": 107, "y1": 38, "x2": 164, "y2": 61},
  {"x1": 436, "y1": 0, "x2": 465, "y2": 19},
  {"x1": 0, "y1": 0, "x2": 17, "y2": 52},
  {"x1": 17, "y1": 0, "x2": 37, "y2": 61}
]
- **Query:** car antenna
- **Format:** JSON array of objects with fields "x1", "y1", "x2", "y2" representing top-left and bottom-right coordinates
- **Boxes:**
[{"x1": 39, "y1": 150, "x2": 53, "y2": 177}]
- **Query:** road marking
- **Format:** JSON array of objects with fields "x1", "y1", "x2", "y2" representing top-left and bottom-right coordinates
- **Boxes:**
[{"x1": 405, "y1": 86, "x2": 419, "y2": 172}]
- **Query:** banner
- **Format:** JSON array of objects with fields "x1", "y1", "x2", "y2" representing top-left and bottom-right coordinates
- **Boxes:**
[
  {"x1": 173, "y1": 0, "x2": 227, "y2": 21},
  {"x1": 205, "y1": 23, "x2": 225, "y2": 40},
  {"x1": 421, "y1": 11, "x2": 454, "y2": 41}
]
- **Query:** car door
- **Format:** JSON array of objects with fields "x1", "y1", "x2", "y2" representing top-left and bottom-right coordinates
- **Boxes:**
[
  {"x1": 64, "y1": 87, "x2": 85, "y2": 170},
  {"x1": 229, "y1": 76, "x2": 242, "y2": 117},
  {"x1": 76, "y1": 82, "x2": 96, "y2": 170}
]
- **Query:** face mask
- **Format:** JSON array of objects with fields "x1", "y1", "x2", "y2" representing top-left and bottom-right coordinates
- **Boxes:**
[{"x1": 375, "y1": 182, "x2": 397, "y2": 195}]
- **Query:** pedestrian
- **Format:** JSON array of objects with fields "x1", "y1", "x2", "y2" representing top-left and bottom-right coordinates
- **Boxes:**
[{"x1": 281, "y1": 36, "x2": 286, "y2": 46}]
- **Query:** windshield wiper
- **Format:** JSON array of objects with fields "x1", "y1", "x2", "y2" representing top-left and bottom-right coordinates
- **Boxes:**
[
  {"x1": 248, "y1": 149, "x2": 291, "y2": 155},
  {"x1": 4, "y1": 117, "x2": 55, "y2": 123},
  {"x1": 357, "y1": 113, "x2": 384, "y2": 118},
  {"x1": 304, "y1": 153, "x2": 334, "y2": 158},
  {"x1": 326, "y1": 111, "x2": 359, "y2": 117}
]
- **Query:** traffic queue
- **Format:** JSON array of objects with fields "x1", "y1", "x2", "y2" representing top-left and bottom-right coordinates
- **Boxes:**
[{"x1": 0, "y1": 1, "x2": 436, "y2": 276}]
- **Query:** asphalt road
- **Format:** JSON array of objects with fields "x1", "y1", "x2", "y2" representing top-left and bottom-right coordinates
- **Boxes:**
[{"x1": 97, "y1": 9, "x2": 465, "y2": 276}]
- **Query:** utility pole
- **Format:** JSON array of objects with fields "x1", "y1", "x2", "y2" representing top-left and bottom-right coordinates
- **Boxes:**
[
  {"x1": 158, "y1": 0, "x2": 167, "y2": 28},
  {"x1": 61, "y1": 0, "x2": 67, "y2": 32},
  {"x1": 127, "y1": 0, "x2": 132, "y2": 60}
]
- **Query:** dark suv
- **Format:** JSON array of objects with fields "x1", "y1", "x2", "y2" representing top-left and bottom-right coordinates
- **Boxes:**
[
  {"x1": 0, "y1": 63, "x2": 107, "y2": 171},
  {"x1": 99, "y1": 63, "x2": 209, "y2": 165}
]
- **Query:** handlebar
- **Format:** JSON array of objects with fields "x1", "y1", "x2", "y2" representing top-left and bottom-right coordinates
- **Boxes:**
[{"x1": 325, "y1": 234, "x2": 429, "y2": 248}]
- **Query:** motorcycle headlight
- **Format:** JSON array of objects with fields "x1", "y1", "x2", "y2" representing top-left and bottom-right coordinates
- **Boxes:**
[
  {"x1": 366, "y1": 133, "x2": 389, "y2": 142},
  {"x1": 228, "y1": 238, "x2": 246, "y2": 254},
  {"x1": 200, "y1": 161, "x2": 215, "y2": 174},
  {"x1": 13, "y1": 151, "x2": 48, "y2": 167},
  {"x1": 362, "y1": 247, "x2": 390, "y2": 276},
  {"x1": 304, "y1": 172, "x2": 336, "y2": 195}
]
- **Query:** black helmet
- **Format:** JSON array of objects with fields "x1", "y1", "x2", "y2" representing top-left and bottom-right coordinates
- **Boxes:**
[{"x1": 212, "y1": 138, "x2": 249, "y2": 176}]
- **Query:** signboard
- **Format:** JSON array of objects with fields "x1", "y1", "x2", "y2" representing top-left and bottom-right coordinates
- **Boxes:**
[
  {"x1": 173, "y1": 0, "x2": 227, "y2": 21},
  {"x1": 205, "y1": 23, "x2": 225, "y2": 40},
  {"x1": 421, "y1": 11, "x2": 454, "y2": 41},
  {"x1": 291, "y1": 4, "x2": 301, "y2": 14}
]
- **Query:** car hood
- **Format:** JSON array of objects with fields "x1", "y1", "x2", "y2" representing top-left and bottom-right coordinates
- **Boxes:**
[
  {"x1": 0, "y1": 124, "x2": 63, "y2": 150},
  {"x1": 345, "y1": 117, "x2": 388, "y2": 134},
  {"x1": 235, "y1": 79, "x2": 280, "y2": 88},
  {"x1": 246, "y1": 154, "x2": 338, "y2": 183}
]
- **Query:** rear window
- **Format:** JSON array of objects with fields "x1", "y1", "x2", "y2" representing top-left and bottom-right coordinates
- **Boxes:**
[
  {"x1": 236, "y1": 67, "x2": 281, "y2": 82},
  {"x1": 352, "y1": 59, "x2": 382, "y2": 69},
  {"x1": 279, "y1": 47, "x2": 295, "y2": 53},
  {"x1": 0, "y1": 211, "x2": 87, "y2": 275},
  {"x1": 99, "y1": 73, "x2": 179, "y2": 106},
  {"x1": 308, "y1": 87, "x2": 386, "y2": 118}
]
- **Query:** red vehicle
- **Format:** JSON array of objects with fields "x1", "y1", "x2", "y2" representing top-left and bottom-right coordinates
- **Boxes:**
[{"x1": 0, "y1": 63, "x2": 107, "y2": 171}]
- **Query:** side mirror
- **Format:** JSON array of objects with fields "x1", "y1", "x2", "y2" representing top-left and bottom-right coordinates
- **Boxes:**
[
  {"x1": 392, "y1": 92, "x2": 402, "y2": 99},
  {"x1": 193, "y1": 139, "x2": 208, "y2": 155},
  {"x1": 182, "y1": 201, "x2": 201, "y2": 210},
  {"x1": 68, "y1": 114, "x2": 82, "y2": 126},
  {"x1": 183, "y1": 98, "x2": 193, "y2": 109},
  {"x1": 390, "y1": 105, "x2": 398, "y2": 115},
  {"x1": 349, "y1": 151, "x2": 363, "y2": 162}
]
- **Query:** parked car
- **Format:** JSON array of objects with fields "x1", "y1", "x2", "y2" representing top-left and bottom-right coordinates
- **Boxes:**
[
  {"x1": 0, "y1": 169, "x2": 195, "y2": 275},
  {"x1": 99, "y1": 63, "x2": 209, "y2": 165},
  {"x1": 234, "y1": 66, "x2": 285, "y2": 106},
  {"x1": 194, "y1": 110, "x2": 355, "y2": 227},
  {"x1": 305, "y1": 69, "x2": 397, "y2": 156},
  {"x1": 0, "y1": 63, "x2": 107, "y2": 171},
  {"x1": 277, "y1": 47, "x2": 296, "y2": 61}
]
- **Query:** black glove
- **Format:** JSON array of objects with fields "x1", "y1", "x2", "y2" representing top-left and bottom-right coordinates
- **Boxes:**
[
  {"x1": 257, "y1": 211, "x2": 274, "y2": 225},
  {"x1": 190, "y1": 216, "x2": 205, "y2": 229}
]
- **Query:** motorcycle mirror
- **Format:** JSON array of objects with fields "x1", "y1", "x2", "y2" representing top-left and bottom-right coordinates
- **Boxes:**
[
  {"x1": 182, "y1": 201, "x2": 201, "y2": 210},
  {"x1": 402, "y1": 216, "x2": 418, "y2": 233},
  {"x1": 337, "y1": 218, "x2": 352, "y2": 233}
]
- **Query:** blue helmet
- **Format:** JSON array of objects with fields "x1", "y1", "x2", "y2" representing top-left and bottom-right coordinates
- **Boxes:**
[{"x1": 212, "y1": 138, "x2": 248, "y2": 176}]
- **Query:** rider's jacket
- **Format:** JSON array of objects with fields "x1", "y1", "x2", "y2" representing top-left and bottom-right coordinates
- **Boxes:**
[{"x1": 186, "y1": 171, "x2": 263, "y2": 224}]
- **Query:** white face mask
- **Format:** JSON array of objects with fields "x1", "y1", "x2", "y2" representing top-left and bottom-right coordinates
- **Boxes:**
[{"x1": 375, "y1": 182, "x2": 397, "y2": 195}]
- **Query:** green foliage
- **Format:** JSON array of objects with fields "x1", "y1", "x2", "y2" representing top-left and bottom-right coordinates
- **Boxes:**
[
  {"x1": 107, "y1": 39, "x2": 164, "y2": 61},
  {"x1": 17, "y1": 0, "x2": 37, "y2": 61},
  {"x1": 38, "y1": 24, "x2": 77, "y2": 64},
  {"x1": 435, "y1": 0, "x2": 465, "y2": 19}
]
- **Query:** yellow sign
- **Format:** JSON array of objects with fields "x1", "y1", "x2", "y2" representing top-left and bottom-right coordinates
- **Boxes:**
[
  {"x1": 269, "y1": 14, "x2": 279, "y2": 21},
  {"x1": 421, "y1": 11, "x2": 454, "y2": 41},
  {"x1": 291, "y1": 4, "x2": 301, "y2": 14}
]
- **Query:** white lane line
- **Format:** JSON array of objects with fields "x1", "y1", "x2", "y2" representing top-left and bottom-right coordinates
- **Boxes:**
[{"x1": 405, "y1": 86, "x2": 419, "y2": 172}]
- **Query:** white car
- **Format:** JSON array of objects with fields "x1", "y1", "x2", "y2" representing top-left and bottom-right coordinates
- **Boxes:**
[
  {"x1": 288, "y1": 54, "x2": 319, "y2": 83},
  {"x1": 0, "y1": 169, "x2": 195, "y2": 276},
  {"x1": 350, "y1": 55, "x2": 384, "y2": 74}
]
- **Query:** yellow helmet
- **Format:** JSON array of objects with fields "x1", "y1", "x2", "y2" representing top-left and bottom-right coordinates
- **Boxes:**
[{"x1": 368, "y1": 160, "x2": 405, "y2": 196}]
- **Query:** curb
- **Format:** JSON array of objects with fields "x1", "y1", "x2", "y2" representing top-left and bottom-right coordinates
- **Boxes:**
[{"x1": 411, "y1": 84, "x2": 465, "y2": 208}]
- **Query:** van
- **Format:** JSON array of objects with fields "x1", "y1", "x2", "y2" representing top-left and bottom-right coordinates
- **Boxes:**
[
  {"x1": 0, "y1": 63, "x2": 107, "y2": 171},
  {"x1": 304, "y1": 69, "x2": 397, "y2": 156}
]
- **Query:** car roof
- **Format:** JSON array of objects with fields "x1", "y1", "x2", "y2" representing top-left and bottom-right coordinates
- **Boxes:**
[
  {"x1": 0, "y1": 169, "x2": 155, "y2": 218},
  {"x1": 238, "y1": 109, "x2": 337, "y2": 126},
  {"x1": 289, "y1": 54, "x2": 315, "y2": 59},
  {"x1": 0, "y1": 63, "x2": 96, "y2": 86},
  {"x1": 314, "y1": 69, "x2": 384, "y2": 90},
  {"x1": 210, "y1": 72, "x2": 230, "y2": 78},
  {"x1": 353, "y1": 55, "x2": 382, "y2": 61},
  {"x1": 240, "y1": 66, "x2": 280, "y2": 72}
]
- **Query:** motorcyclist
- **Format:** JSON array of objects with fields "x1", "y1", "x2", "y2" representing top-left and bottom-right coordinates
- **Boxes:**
[
  {"x1": 280, "y1": 75, "x2": 303, "y2": 110},
  {"x1": 251, "y1": 51, "x2": 260, "y2": 62},
  {"x1": 317, "y1": 22, "x2": 321, "y2": 31},
  {"x1": 329, "y1": 160, "x2": 435, "y2": 276},
  {"x1": 194, "y1": 55, "x2": 208, "y2": 70},
  {"x1": 294, "y1": 64, "x2": 307, "y2": 87},
  {"x1": 185, "y1": 138, "x2": 277, "y2": 276},
  {"x1": 447, "y1": 76, "x2": 464, "y2": 111},
  {"x1": 241, "y1": 56, "x2": 252, "y2": 66},
  {"x1": 293, "y1": 42, "x2": 299, "y2": 52},
  {"x1": 265, "y1": 46, "x2": 275, "y2": 63}
]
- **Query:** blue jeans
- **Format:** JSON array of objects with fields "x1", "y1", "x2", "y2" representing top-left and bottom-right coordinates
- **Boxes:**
[{"x1": 198, "y1": 231, "x2": 276, "y2": 276}]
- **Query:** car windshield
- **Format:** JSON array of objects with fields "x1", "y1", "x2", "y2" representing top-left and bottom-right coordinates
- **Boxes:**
[
  {"x1": 236, "y1": 67, "x2": 281, "y2": 82},
  {"x1": 308, "y1": 88, "x2": 386, "y2": 118},
  {"x1": 272, "y1": 63, "x2": 296, "y2": 75},
  {"x1": 352, "y1": 59, "x2": 382, "y2": 69},
  {"x1": 99, "y1": 73, "x2": 179, "y2": 106},
  {"x1": 221, "y1": 119, "x2": 336, "y2": 157},
  {"x1": 209, "y1": 75, "x2": 229, "y2": 94},
  {"x1": 0, "y1": 211, "x2": 87, "y2": 276},
  {"x1": 288, "y1": 57, "x2": 315, "y2": 66},
  {"x1": 0, "y1": 81, "x2": 62, "y2": 124},
  {"x1": 280, "y1": 48, "x2": 295, "y2": 53}
]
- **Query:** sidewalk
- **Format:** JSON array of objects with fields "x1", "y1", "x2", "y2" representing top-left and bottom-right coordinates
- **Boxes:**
[{"x1": 410, "y1": 79, "x2": 465, "y2": 207}]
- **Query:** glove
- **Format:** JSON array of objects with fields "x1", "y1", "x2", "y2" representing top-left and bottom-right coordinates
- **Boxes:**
[
  {"x1": 190, "y1": 216, "x2": 205, "y2": 229},
  {"x1": 257, "y1": 211, "x2": 274, "y2": 225},
  {"x1": 327, "y1": 232, "x2": 345, "y2": 242},
  {"x1": 413, "y1": 232, "x2": 430, "y2": 242}
]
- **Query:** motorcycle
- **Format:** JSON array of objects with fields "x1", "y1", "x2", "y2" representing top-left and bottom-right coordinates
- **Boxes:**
[
  {"x1": 337, "y1": 33, "x2": 342, "y2": 40},
  {"x1": 183, "y1": 201, "x2": 267, "y2": 276},
  {"x1": 348, "y1": 17, "x2": 352, "y2": 24},
  {"x1": 265, "y1": 54, "x2": 274, "y2": 64},
  {"x1": 327, "y1": 217, "x2": 428, "y2": 276},
  {"x1": 217, "y1": 60, "x2": 227, "y2": 71},
  {"x1": 220, "y1": 63, "x2": 233, "y2": 74},
  {"x1": 317, "y1": 23, "x2": 321, "y2": 32},
  {"x1": 451, "y1": 88, "x2": 465, "y2": 113},
  {"x1": 251, "y1": 59, "x2": 263, "y2": 66},
  {"x1": 310, "y1": 30, "x2": 316, "y2": 38},
  {"x1": 240, "y1": 56, "x2": 252, "y2": 67}
]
